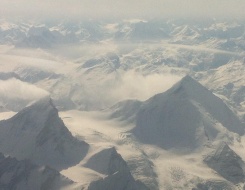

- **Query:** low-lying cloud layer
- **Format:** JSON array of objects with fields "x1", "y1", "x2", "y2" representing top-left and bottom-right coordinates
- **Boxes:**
[
  {"x1": 110, "y1": 72, "x2": 181, "y2": 102},
  {"x1": 1, "y1": 0, "x2": 244, "y2": 20},
  {"x1": 0, "y1": 78, "x2": 49, "y2": 111}
]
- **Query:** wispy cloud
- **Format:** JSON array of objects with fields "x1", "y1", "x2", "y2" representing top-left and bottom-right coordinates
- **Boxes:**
[
  {"x1": 0, "y1": 78, "x2": 49, "y2": 111},
  {"x1": 1, "y1": 0, "x2": 244, "y2": 20},
  {"x1": 79, "y1": 71, "x2": 181, "y2": 109},
  {"x1": 110, "y1": 71, "x2": 181, "y2": 102}
]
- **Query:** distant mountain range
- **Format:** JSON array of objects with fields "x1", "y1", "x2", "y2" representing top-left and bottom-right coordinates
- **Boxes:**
[{"x1": 0, "y1": 19, "x2": 244, "y2": 52}]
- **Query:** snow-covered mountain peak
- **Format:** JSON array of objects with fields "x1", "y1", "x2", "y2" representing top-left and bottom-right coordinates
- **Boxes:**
[
  {"x1": 178, "y1": 74, "x2": 198, "y2": 85},
  {"x1": 166, "y1": 75, "x2": 211, "y2": 99},
  {"x1": 163, "y1": 75, "x2": 244, "y2": 134},
  {"x1": 0, "y1": 97, "x2": 89, "y2": 170},
  {"x1": 28, "y1": 96, "x2": 57, "y2": 114},
  {"x1": 7, "y1": 97, "x2": 58, "y2": 132},
  {"x1": 132, "y1": 75, "x2": 244, "y2": 150}
]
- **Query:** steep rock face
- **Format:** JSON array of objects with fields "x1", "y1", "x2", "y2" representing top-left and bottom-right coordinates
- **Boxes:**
[
  {"x1": 0, "y1": 98, "x2": 89, "y2": 170},
  {"x1": 84, "y1": 147, "x2": 149, "y2": 190},
  {"x1": 0, "y1": 153, "x2": 74, "y2": 190},
  {"x1": 132, "y1": 76, "x2": 244, "y2": 149},
  {"x1": 204, "y1": 143, "x2": 245, "y2": 184}
]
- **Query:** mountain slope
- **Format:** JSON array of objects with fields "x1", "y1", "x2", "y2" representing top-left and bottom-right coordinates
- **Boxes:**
[
  {"x1": 84, "y1": 147, "x2": 149, "y2": 190},
  {"x1": 204, "y1": 143, "x2": 245, "y2": 184},
  {"x1": 0, "y1": 97, "x2": 89, "y2": 170},
  {"x1": 109, "y1": 100, "x2": 142, "y2": 122},
  {"x1": 0, "y1": 153, "x2": 75, "y2": 190},
  {"x1": 132, "y1": 75, "x2": 244, "y2": 149}
]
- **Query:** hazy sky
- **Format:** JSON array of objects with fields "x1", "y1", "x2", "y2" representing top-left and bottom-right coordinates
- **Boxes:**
[{"x1": 1, "y1": 0, "x2": 245, "y2": 20}]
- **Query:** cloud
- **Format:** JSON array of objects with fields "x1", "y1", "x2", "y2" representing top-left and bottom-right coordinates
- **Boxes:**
[
  {"x1": 1, "y1": 0, "x2": 244, "y2": 20},
  {"x1": 110, "y1": 71, "x2": 181, "y2": 102},
  {"x1": 0, "y1": 78, "x2": 49, "y2": 111},
  {"x1": 71, "y1": 70, "x2": 181, "y2": 110}
]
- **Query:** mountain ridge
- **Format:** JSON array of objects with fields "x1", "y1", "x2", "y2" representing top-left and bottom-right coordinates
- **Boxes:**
[
  {"x1": 0, "y1": 97, "x2": 89, "y2": 170},
  {"x1": 131, "y1": 75, "x2": 244, "y2": 149}
]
